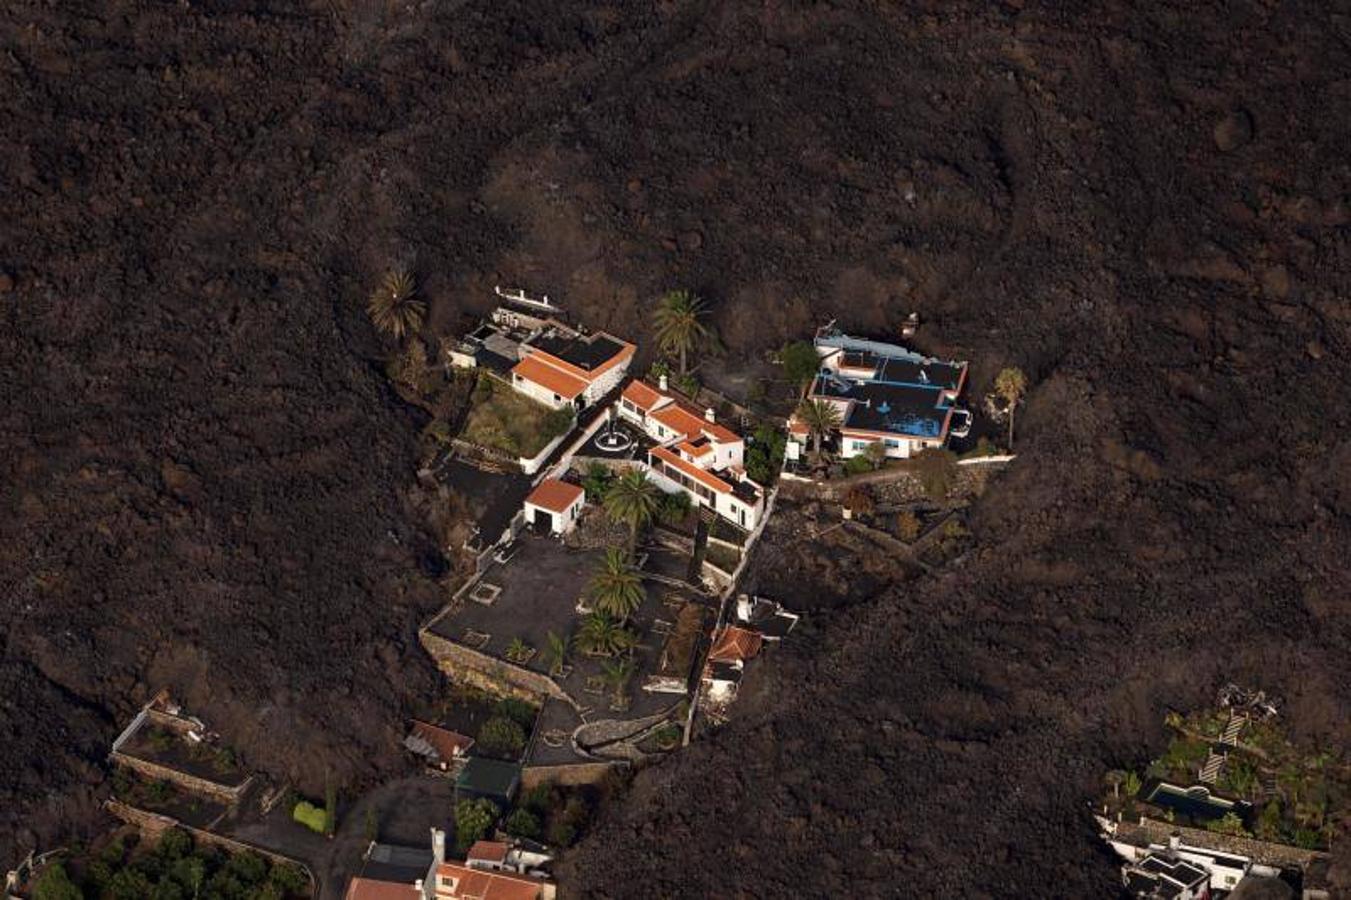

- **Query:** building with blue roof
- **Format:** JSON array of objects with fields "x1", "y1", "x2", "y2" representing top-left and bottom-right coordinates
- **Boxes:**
[{"x1": 788, "y1": 325, "x2": 970, "y2": 461}]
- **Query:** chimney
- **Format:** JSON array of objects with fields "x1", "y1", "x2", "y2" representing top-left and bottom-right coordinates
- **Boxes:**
[
  {"x1": 658, "y1": 373, "x2": 669, "y2": 392},
  {"x1": 414, "y1": 879, "x2": 423, "y2": 896},
  {"x1": 705, "y1": 408, "x2": 716, "y2": 423},
  {"x1": 1167, "y1": 832, "x2": 1180, "y2": 858},
  {"x1": 431, "y1": 827, "x2": 446, "y2": 864},
  {"x1": 735, "y1": 594, "x2": 752, "y2": 622}
]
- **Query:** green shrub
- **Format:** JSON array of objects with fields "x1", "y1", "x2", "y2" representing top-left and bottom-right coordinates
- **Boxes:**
[
  {"x1": 157, "y1": 827, "x2": 193, "y2": 861},
  {"x1": 455, "y1": 798, "x2": 499, "y2": 849},
  {"x1": 546, "y1": 820, "x2": 576, "y2": 847},
  {"x1": 472, "y1": 374, "x2": 493, "y2": 404},
  {"x1": 268, "y1": 862, "x2": 309, "y2": 894},
  {"x1": 843, "y1": 455, "x2": 872, "y2": 476},
  {"x1": 779, "y1": 340, "x2": 820, "y2": 388},
  {"x1": 522, "y1": 783, "x2": 556, "y2": 816},
  {"x1": 292, "y1": 801, "x2": 327, "y2": 834},
  {"x1": 477, "y1": 716, "x2": 526, "y2": 758},
  {"x1": 657, "y1": 490, "x2": 691, "y2": 525},
  {"x1": 503, "y1": 808, "x2": 540, "y2": 839},
  {"x1": 495, "y1": 698, "x2": 538, "y2": 730},
  {"x1": 912, "y1": 448, "x2": 957, "y2": 499},
  {"x1": 32, "y1": 863, "x2": 82, "y2": 900}
]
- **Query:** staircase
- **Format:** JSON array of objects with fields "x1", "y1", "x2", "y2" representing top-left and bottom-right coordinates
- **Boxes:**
[
  {"x1": 1220, "y1": 712, "x2": 1248, "y2": 746},
  {"x1": 1198, "y1": 752, "x2": 1225, "y2": 785}
]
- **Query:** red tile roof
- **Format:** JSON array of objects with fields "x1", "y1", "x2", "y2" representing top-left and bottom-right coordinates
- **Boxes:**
[
  {"x1": 511, "y1": 355, "x2": 587, "y2": 400},
  {"x1": 466, "y1": 840, "x2": 509, "y2": 864},
  {"x1": 707, "y1": 625, "x2": 763, "y2": 663},
  {"x1": 344, "y1": 877, "x2": 421, "y2": 900},
  {"x1": 434, "y1": 862, "x2": 546, "y2": 900},
  {"x1": 621, "y1": 379, "x2": 663, "y2": 412},
  {"x1": 525, "y1": 479, "x2": 585, "y2": 514},
  {"x1": 650, "y1": 446, "x2": 733, "y2": 495},
  {"x1": 409, "y1": 720, "x2": 474, "y2": 760}
]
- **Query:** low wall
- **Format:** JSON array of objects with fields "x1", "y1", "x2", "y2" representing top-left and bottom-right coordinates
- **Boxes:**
[
  {"x1": 520, "y1": 761, "x2": 621, "y2": 790},
  {"x1": 110, "y1": 752, "x2": 251, "y2": 805},
  {"x1": 419, "y1": 628, "x2": 567, "y2": 705},
  {"x1": 105, "y1": 801, "x2": 317, "y2": 895},
  {"x1": 520, "y1": 428, "x2": 572, "y2": 477}
]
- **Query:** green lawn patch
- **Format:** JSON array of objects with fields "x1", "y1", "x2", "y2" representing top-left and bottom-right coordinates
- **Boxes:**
[{"x1": 460, "y1": 376, "x2": 574, "y2": 458}]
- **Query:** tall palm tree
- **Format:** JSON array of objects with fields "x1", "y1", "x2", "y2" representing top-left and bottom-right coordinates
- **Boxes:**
[
  {"x1": 573, "y1": 612, "x2": 634, "y2": 657},
  {"x1": 795, "y1": 398, "x2": 841, "y2": 456},
  {"x1": 600, "y1": 656, "x2": 635, "y2": 707},
  {"x1": 994, "y1": 366, "x2": 1028, "y2": 449},
  {"x1": 588, "y1": 548, "x2": 646, "y2": 622},
  {"x1": 367, "y1": 269, "x2": 426, "y2": 341},
  {"x1": 541, "y1": 631, "x2": 569, "y2": 676},
  {"x1": 604, "y1": 469, "x2": 661, "y2": 549},
  {"x1": 652, "y1": 289, "x2": 709, "y2": 375}
]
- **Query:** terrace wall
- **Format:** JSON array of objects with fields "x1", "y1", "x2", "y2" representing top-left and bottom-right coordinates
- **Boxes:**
[
  {"x1": 419, "y1": 628, "x2": 569, "y2": 706},
  {"x1": 520, "y1": 761, "x2": 620, "y2": 790},
  {"x1": 105, "y1": 801, "x2": 317, "y2": 894},
  {"x1": 109, "y1": 751, "x2": 252, "y2": 805}
]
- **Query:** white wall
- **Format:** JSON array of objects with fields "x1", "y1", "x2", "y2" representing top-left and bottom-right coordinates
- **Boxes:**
[
  {"x1": 582, "y1": 360, "x2": 631, "y2": 406},
  {"x1": 511, "y1": 372, "x2": 574, "y2": 410},
  {"x1": 523, "y1": 496, "x2": 583, "y2": 535}
]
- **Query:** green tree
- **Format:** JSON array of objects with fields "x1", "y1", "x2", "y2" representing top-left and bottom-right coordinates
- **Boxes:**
[
  {"x1": 107, "y1": 867, "x2": 154, "y2": 900},
  {"x1": 477, "y1": 716, "x2": 526, "y2": 759},
  {"x1": 542, "y1": 631, "x2": 569, "y2": 677},
  {"x1": 367, "y1": 269, "x2": 425, "y2": 341},
  {"x1": 994, "y1": 366, "x2": 1028, "y2": 449},
  {"x1": 912, "y1": 448, "x2": 957, "y2": 500},
  {"x1": 32, "y1": 863, "x2": 82, "y2": 900},
  {"x1": 157, "y1": 827, "x2": 194, "y2": 861},
  {"x1": 581, "y1": 462, "x2": 614, "y2": 500},
  {"x1": 503, "y1": 808, "x2": 540, "y2": 840},
  {"x1": 794, "y1": 399, "x2": 841, "y2": 457},
  {"x1": 587, "y1": 547, "x2": 646, "y2": 622},
  {"x1": 601, "y1": 657, "x2": 636, "y2": 707},
  {"x1": 574, "y1": 612, "x2": 635, "y2": 657},
  {"x1": 167, "y1": 855, "x2": 206, "y2": 896},
  {"x1": 454, "y1": 798, "x2": 499, "y2": 850},
  {"x1": 862, "y1": 441, "x2": 888, "y2": 471},
  {"x1": 652, "y1": 289, "x2": 709, "y2": 375},
  {"x1": 657, "y1": 489, "x2": 691, "y2": 525},
  {"x1": 603, "y1": 470, "x2": 661, "y2": 549},
  {"x1": 779, "y1": 340, "x2": 821, "y2": 390}
]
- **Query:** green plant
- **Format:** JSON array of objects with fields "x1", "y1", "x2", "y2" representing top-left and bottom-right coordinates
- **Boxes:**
[
  {"x1": 32, "y1": 862, "x2": 82, "y2": 900},
  {"x1": 157, "y1": 827, "x2": 193, "y2": 861},
  {"x1": 895, "y1": 511, "x2": 921, "y2": 541},
  {"x1": 146, "y1": 780, "x2": 173, "y2": 805},
  {"x1": 862, "y1": 441, "x2": 888, "y2": 470},
  {"x1": 794, "y1": 399, "x2": 841, "y2": 456},
  {"x1": 604, "y1": 470, "x2": 662, "y2": 548},
  {"x1": 477, "y1": 716, "x2": 526, "y2": 759},
  {"x1": 472, "y1": 373, "x2": 493, "y2": 404},
  {"x1": 779, "y1": 340, "x2": 820, "y2": 389},
  {"x1": 267, "y1": 862, "x2": 308, "y2": 895},
  {"x1": 547, "y1": 820, "x2": 577, "y2": 847},
  {"x1": 574, "y1": 612, "x2": 636, "y2": 658},
  {"x1": 994, "y1": 366, "x2": 1028, "y2": 449},
  {"x1": 912, "y1": 448, "x2": 957, "y2": 499},
  {"x1": 292, "y1": 801, "x2": 326, "y2": 834},
  {"x1": 582, "y1": 462, "x2": 614, "y2": 500},
  {"x1": 542, "y1": 631, "x2": 569, "y2": 677},
  {"x1": 657, "y1": 489, "x2": 691, "y2": 525},
  {"x1": 588, "y1": 548, "x2": 646, "y2": 621},
  {"x1": 367, "y1": 269, "x2": 424, "y2": 341},
  {"x1": 495, "y1": 697, "x2": 538, "y2": 729},
  {"x1": 652, "y1": 289, "x2": 709, "y2": 375},
  {"x1": 504, "y1": 637, "x2": 533, "y2": 662},
  {"x1": 676, "y1": 373, "x2": 700, "y2": 398},
  {"x1": 324, "y1": 780, "x2": 337, "y2": 836},
  {"x1": 601, "y1": 657, "x2": 636, "y2": 707},
  {"x1": 1123, "y1": 771, "x2": 1142, "y2": 798},
  {"x1": 503, "y1": 808, "x2": 540, "y2": 839},
  {"x1": 454, "y1": 798, "x2": 499, "y2": 850},
  {"x1": 364, "y1": 807, "x2": 378, "y2": 842},
  {"x1": 1205, "y1": 811, "x2": 1249, "y2": 837},
  {"x1": 843, "y1": 455, "x2": 872, "y2": 476},
  {"x1": 1256, "y1": 799, "x2": 1284, "y2": 841}
]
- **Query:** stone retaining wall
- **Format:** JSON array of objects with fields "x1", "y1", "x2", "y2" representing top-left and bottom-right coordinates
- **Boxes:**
[
  {"x1": 110, "y1": 751, "x2": 251, "y2": 805},
  {"x1": 419, "y1": 628, "x2": 567, "y2": 705},
  {"x1": 520, "y1": 761, "x2": 621, "y2": 790},
  {"x1": 105, "y1": 800, "x2": 317, "y2": 895}
]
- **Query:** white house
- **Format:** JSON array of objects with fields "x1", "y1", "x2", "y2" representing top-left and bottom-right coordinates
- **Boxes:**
[
  {"x1": 788, "y1": 326, "x2": 970, "y2": 460},
  {"x1": 1122, "y1": 851, "x2": 1211, "y2": 899},
  {"x1": 617, "y1": 378, "x2": 764, "y2": 530},
  {"x1": 509, "y1": 325, "x2": 634, "y2": 411},
  {"x1": 523, "y1": 479, "x2": 585, "y2": 536}
]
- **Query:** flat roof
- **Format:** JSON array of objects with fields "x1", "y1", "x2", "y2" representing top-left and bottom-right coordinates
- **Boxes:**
[
  {"x1": 531, "y1": 330, "x2": 632, "y2": 373},
  {"x1": 456, "y1": 758, "x2": 521, "y2": 798},
  {"x1": 812, "y1": 373, "x2": 951, "y2": 440}
]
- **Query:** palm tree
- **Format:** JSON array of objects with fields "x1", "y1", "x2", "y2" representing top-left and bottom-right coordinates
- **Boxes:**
[
  {"x1": 795, "y1": 399, "x2": 841, "y2": 457},
  {"x1": 541, "y1": 631, "x2": 569, "y2": 676},
  {"x1": 994, "y1": 367, "x2": 1028, "y2": 449},
  {"x1": 588, "y1": 548, "x2": 646, "y2": 622},
  {"x1": 601, "y1": 656, "x2": 635, "y2": 707},
  {"x1": 367, "y1": 269, "x2": 425, "y2": 341},
  {"x1": 604, "y1": 469, "x2": 661, "y2": 549},
  {"x1": 652, "y1": 289, "x2": 709, "y2": 375},
  {"x1": 573, "y1": 612, "x2": 634, "y2": 657}
]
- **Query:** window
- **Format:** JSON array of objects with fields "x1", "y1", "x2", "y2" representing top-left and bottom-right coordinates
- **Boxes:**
[
  {"x1": 852, "y1": 440, "x2": 868, "y2": 451},
  {"x1": 884, "y1": 439, "x2": 899, "y2": 449},
  {"x1": 553, "y1": 393, "x2": 561, "y2": 402}
]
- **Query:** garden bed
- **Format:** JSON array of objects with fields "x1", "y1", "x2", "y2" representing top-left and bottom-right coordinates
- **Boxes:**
[{"x1": 459, "y1": 377, "x2": 574, "y2": 458}]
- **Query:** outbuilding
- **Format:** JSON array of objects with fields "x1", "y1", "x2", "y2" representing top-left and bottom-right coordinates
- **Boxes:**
[{"x1": 523, "y1": 479, "x2": 585, "y2": 536}]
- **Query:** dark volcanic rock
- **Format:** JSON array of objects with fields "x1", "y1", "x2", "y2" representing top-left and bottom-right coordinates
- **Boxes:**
[{"x1": 2, "y1": 1, "x2": 1350, "y2": 896}]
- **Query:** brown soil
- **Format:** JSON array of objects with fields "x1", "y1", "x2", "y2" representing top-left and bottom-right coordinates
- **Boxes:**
[{"x1": 3, "y1": 0, "x2": 1350, "y2": 894}]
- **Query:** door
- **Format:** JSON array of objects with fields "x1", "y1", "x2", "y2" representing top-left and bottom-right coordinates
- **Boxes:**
[{"x1": 535, "y1": 509, "x2": 554, "y2": 533}]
